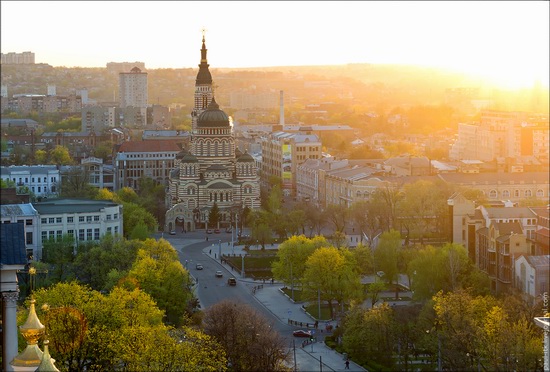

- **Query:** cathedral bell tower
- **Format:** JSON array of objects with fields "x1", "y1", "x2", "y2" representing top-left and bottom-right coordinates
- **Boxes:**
[{"x1": 192, "y1": 30, "x2": 213, "y2": 133}]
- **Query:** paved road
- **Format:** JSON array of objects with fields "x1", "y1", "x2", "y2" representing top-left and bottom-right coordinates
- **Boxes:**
[{"x1": 155, "y1": 229, "x2": 366, "y2": 371}]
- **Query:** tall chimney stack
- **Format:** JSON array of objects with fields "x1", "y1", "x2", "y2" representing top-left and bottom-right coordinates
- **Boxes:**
[{"x1": 279, "y1": 90, "x2": 285, "y2": 126}]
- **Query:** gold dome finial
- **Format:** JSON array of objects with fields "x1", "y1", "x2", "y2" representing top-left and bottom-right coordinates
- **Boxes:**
[
  {"x1": 36, "y1": 339, "x2": 60, "y2": 372},
  {"x1": 11, "y1": 297, "x2": 46, "y2": 367}
]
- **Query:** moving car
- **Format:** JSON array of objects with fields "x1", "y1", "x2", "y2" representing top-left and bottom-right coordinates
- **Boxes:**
[
  {"x1": 227, "y1": 277, "x2": 237, "y2": 286},
  {"x1": 292, "y1": 330, "x2": 312, "y2": 338},
  {"x1": 169, "y1": 230, "x2": 176, "y2": 235},
  {"x1": 215, "y1": 270, "x2": 223, "y2": 277},
  {"x1": 196, "y1": 264, "x2": 203, "y2": 270}
]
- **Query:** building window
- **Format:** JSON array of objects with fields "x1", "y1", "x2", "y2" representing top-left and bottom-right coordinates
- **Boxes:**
[
  {"x1": 94, "y1": 228, "x2": 100, "y2": 240},
  {"x1": 106, "y1": 214, "x2": 111, "y2": 221},
  {"x1": 94, "y1": 215, "x2": 100, "y2": 222},
  {"x1": 79, "y1": 216, "x2": 85, "y2": 222},
  {"x1": 87, "y1": 229, "x2": 93, "y2": 240},
  {"x1": 56, "y1": 230, "x2": 62, "y2": 240},
  {"x1": 42, "y1": 231, "x2": 47, "y2": 242},
  {"x1": 26, "y1": 231, "x2": 33, "y2": 245},
  {"x1": 56, "y1": 217, "x2": 62, "y2": 223},
  {"x1": 114, "y1": 226, "x2": 119, "y2": 235},
  {"x1": 525, "y1": 190, "x2": 532, "y2": 197},
  {"x1": 79, "y1": 229, "x2": 85, "y2": 241},
  {"x1": 87, "y1": 216, "x2": 92, "y2": 222},
  {"x1": 114, "y1": 213, "x2": 118, "y2": 219},
  {"x1": 536, "y1": 189, "x2": 544, "y2": 197},
  {"x1": 514, "y1": 190, "x2": 520, "y2": 198},
  {"x1": 41, "y1": 218, "x2": 47, "y2": 224},
  {"x1": 68, "y1": 229, "x2": 74, "y2": 238},
  {"x1": 489, "y1": 190, "x2": 497, "y2": 199},
  {"x1": 107, "y1": 227, "x2": 112, "y2": 234},
  {"x1": 49, "y1": 218, "x2": 55, "y2": 224},
  {"x1": 67, "y1": 217, "x2": 74, "y2": 223},
  {"x1": 502, "y1": 190, "x2": 510, "y2": 198}
]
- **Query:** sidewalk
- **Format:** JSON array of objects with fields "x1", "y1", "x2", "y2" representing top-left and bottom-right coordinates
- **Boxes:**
[{"x1": 203, "y1": 243, "x2": 367, "y2": 371}]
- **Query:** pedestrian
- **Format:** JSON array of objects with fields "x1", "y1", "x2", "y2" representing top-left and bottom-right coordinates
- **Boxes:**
[
  {"x1": 209, "y1": 249, "x2": 212, "y2": 254},
  {"x1": 345, "y1": 360, "x2": 350, "y2": 369}
]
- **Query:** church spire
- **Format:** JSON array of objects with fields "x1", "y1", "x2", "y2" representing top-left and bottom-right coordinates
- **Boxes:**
[{"x1": 196, "y1": 28, "x2": 212, "y2": 85}]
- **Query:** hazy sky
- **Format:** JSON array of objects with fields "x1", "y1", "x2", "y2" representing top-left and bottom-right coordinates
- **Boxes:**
[{"x1": 1, "y1": 1, "x2": 549, "y2": 88}]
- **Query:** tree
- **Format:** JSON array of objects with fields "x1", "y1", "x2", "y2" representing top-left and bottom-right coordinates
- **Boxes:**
[
  {"x1": 49, "y1": 145, "x2": 74, "y2": 165},
  {"x1": 41, "y1": 234, "x2": 77, "y2": 283},
  {"x1": 342, "y1": 303, "x2": 395, "y2": 367},
  {"x1": 301, "y1": 246, "x2": 362, "y2": 319},
  {"x1": 126, "y1": 238, "x2": 194, "y2": 326},
  {"x1": 432, "y1": 290, "x2": 543, "y2": 371},
  {"x1": 324, "y1": 203, "x2": 348, "y2": 233},
  {"x1": 72, "y1": 235, "x2": 140, "y2": 291},
  {"x1": 122, "y1": 202, "x2": 157, "y2": 238},
  {"x1": 0, "y1": 178, "x2": 16, "y2": 188},
  {"x1": 34, "y1": 149, "x2": 48, "y2": 164},
  {"x1": 208, "y1": 201, "x2": 220, "y2": 228},
  {"x1": 59, "y1": 166, "x2": 97, "y2": 198},
  {"x1": 31, "y1": 282, "x2": 225, "y2": 371},
  {"x1": 374, "y1": 229, "x2": 401, "y2": 297},
  {"x1": 271, "y1": 235, "x2": 329, "y2": 294},
  {"x1": 352, "y1": 243, "x2": 374, "y2": 275},
  {"x1": 367, "y1": 281, "x2": 385, "y2": 308},
  {"x1": 202, "y1": 300, "x2": 289, "y2": 371}
]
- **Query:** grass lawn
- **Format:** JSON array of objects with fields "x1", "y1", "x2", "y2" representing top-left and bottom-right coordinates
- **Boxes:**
[
  {"x1": 304, "y1": 303, "x2": 333, "y2": 321},
  {"x1": 224, "y1": 254, "x2": 277, "y2": 279},
  {"x1": 281, "y1": 287, "x2": 305, "y2": 302}
]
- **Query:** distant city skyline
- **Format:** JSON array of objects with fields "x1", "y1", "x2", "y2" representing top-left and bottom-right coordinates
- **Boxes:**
[{"x1": 1, "y1": 1, "x2": 548, "y2": 89}]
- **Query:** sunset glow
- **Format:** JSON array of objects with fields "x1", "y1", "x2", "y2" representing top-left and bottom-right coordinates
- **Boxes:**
[{"x1": 1, "y1": 1, "x2": 548, "y2": 89}]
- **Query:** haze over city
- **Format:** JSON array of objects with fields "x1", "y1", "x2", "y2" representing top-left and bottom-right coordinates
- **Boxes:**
[{"x1": 1, "y1": 1, "x2": 549, "y2": 89}]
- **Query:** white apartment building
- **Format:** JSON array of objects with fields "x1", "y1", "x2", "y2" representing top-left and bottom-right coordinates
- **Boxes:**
[
  {"x1": 33, "y1": 199, "x2": 123, "y2": 253},
  {"x1": 119, "y1": 67, "x2": 148, "y2": 109},
  {"x1": 0, "y1": 204, "x2": 41, "y2": 260},
  {"x1": 0, "y1": 165, "x2": 60, "y2": 198}
]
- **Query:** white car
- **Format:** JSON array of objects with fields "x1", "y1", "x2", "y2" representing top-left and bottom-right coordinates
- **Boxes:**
[
  {"x1": 196, "y1": 264, "x2": 203, "y2": 270},
  {"x1": 215, "y1": 270, "x2": 223, "y2": 278}
]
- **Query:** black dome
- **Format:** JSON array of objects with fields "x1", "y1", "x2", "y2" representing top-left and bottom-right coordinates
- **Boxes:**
[
  {"x1": 237, "y1": 152, "x2": 254, "y2": 162},
  {"x1": 197, "y1": 98, "x2": 229, "y2": 127}
]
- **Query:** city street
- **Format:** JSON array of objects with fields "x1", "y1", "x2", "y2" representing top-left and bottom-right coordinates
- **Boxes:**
[{"x1": 155, "y1": 229, "x2": 366, "y2": 371}]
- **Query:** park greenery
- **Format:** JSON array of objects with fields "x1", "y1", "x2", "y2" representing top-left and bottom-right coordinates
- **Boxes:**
[
  {"x1": 18, "y1": 235, "x2": 231, "y2": 371},
  {"x1": 268, "y1": 232, "x2": 544, "y2": 370}
]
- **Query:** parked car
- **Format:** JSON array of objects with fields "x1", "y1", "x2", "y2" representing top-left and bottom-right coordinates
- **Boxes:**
[
  {"x1": 196, "y1": 264, "x2": 203, "y2": 270},
  {"x1": 215, "y1": 270, "x2": 223, "y2": 278},
  {"x1": 227, "y1": 277, "x2": 237, "y2": 286},
  {"x1": 293, "y1": 330, "x2": 312, "y2": 338},
  {"x1": 206, "y1": 229, "x2": 213, "y2": 234},
  {"x1": 169, "y1": 230, "x2": 176, "y2": 235},
  {"x1": 214, "y1": 229, "x2": 220, "y2": 234}
]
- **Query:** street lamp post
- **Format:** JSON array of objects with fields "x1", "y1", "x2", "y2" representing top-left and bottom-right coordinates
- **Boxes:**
[
  {"x1": 218, "y1": 240, "x2": 221, "y2": 262},
  {"x1": 241, "y1": 254, "x2": 245, "y2": 278}
]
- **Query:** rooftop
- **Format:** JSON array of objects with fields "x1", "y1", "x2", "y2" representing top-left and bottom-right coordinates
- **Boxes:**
[{"x1": 33, "y1": 199, "x2": 120, "y2": 215}]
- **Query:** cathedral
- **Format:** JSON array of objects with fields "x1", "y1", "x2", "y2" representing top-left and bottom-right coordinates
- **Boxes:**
[{"x1": 165, "y1": 35, "x2": 261, "y2": 232}]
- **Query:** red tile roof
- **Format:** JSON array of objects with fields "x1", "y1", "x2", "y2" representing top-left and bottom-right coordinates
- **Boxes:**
[{"x1": 118, "y1": 140, "x2": 180, "y2": 153}]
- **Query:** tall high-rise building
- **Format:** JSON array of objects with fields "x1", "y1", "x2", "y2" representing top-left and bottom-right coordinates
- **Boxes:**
[{"x1": 119, "y1": 67, "x2": 148, "y2": 109}]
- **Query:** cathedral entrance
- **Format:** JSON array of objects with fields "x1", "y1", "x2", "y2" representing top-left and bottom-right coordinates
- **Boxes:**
[{"x1": 165, "y1": 203, "x2": 197, "y2": 232}]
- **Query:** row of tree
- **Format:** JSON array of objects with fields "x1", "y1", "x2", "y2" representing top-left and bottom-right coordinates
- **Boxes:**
[
  {"x1": 271, "y1": 232, "x2": 490, "y2": 317},
  {"x1": 340, "y1": 290, "x2": 544, "y2": 371}
]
